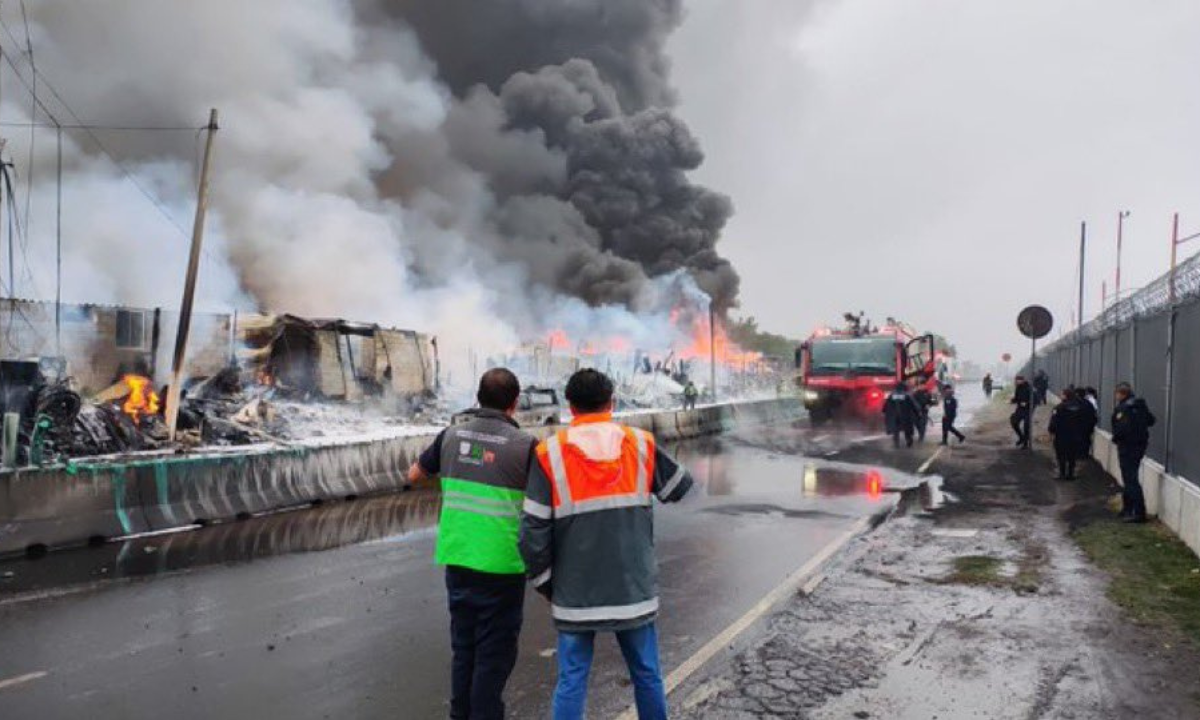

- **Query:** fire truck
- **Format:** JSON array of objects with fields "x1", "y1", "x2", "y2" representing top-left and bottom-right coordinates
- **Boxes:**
[{"x1": 795, "y1": 313, "x2": 939, "y2": 424}]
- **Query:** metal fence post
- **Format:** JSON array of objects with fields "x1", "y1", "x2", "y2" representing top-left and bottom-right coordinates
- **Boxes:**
[
  {"x1": 1130, "y1": 318, "x2": 1137, "y2": 386},
  {"x1": 1164, "y1": 308, "x2": 1176, "y2": 474}
]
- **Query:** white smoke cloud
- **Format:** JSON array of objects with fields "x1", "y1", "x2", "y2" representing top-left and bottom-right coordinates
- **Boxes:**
[{"x1": 0, "y1": 0, "x2": 729, "y2": 388}]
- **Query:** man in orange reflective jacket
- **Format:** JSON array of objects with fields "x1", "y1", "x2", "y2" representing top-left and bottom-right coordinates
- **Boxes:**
[{"x1": 519, "y1": 368, "x2": 693, "y2": 720}]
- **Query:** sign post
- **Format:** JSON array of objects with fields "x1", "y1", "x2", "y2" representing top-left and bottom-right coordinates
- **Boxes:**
[{"x1": 1017, "y1": 305, "x2": 1054, "y2": 447}]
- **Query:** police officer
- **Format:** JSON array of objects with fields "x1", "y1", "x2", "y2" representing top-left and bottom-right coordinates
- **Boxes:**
[
  {"x1": 913, "y1": 386, "x2": 934, "y2": 443},
  {"x1": 1033, "y1": 370, "x2": 1050, "y2": 406},
  {"x1": 883, "y1": 382, "x2": 921, "y2": 448},
  {"x1": 408, "y1": 368, "x2": 537, "y2": 720},
  {"x1": 941, "y1": 385, "x2": 965, "y2": 445},
  {"x1": 1010, "y1": 375, "x2": 1032, "y2": 448},
  {"x1": 1111, "y1": 382, "x2": 1156, "y2": 523},
  {"x1": 1048, "y1": 388, "x2": 1088, "y2": 479},
  {"x1": 982, "y1": 373, "x2": 994, "y2": 399}
]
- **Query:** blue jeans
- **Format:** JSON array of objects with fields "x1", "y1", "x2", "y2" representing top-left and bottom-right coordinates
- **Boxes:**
[{"x1": 553, "y1": 623, "x2": 667, "y2": 720}]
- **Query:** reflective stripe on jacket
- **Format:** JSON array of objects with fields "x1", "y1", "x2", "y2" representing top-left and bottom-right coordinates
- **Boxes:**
[
  {"x1": 432, "y1": 411, "x2": 536, "y2": 575},
  {"x1": 519, "y1": 413, "x2": 693, "y2": 631}
]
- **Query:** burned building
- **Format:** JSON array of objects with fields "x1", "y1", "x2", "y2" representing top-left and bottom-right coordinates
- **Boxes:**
[
  {"x1": 0, "y1": 298, "x2": 438, "y2": 402},
  {"x1": 0, "y1": 298, "x2": 232, "y2": 394},
  {"x1": 237, "y1": 314, "x2": 437, "y2": 402}
]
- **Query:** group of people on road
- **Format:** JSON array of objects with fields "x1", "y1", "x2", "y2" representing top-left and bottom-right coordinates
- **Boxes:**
[
  {"x1": 1014, "y1": 372, "x2": 1157, "y2": 524},
  {"x1": 408, "y1": 367, "x2": 694, "y2": 720},
  {"x1": 882, "y1": 382, "x2": 964, "y2": 448}
]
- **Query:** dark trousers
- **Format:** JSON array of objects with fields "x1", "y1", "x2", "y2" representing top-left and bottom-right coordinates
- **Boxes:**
[
  {"x1": 1118, "y1": 449, "x2": 1147, "y2": 519},
  {"x1": 445, "y1": 566, "x2": 525, "y2": 720},
  {"x1": 1011, "y1": 411, "x2": 1030, "y2": 447},
  {"x1": 891, "y1": 425, "x2": 914, "y2": 448},
  {"x1": 942, "y1": 417, "x2": 964, "y2": 444},
  {"x1": 916, "y1": 414, "x2": 929, "y2": 442},
  {"x1": 1054, "y1": 444, "x2": 1076, "y2": 478}
]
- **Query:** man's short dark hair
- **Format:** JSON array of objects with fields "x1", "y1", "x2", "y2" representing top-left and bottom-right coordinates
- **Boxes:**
[
  {"x1": 566, "y1": 368, "x2": 614, "y2": 413},
  {"x1": 477, "y1": 368, "x2": 521, "y2": 411},
  {"x1": 1116, "y1": 381, "x2": 1133, "y2": 395}
]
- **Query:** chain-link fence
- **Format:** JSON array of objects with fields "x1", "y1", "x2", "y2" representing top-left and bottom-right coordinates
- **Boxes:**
[{"x1": 1026, "y1": 250, "x2": 1200, "y2": 487}]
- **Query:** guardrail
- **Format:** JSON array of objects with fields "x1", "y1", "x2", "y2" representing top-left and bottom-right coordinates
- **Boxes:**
[{"x1": 0, "y1": 398, "x2": 804, "y2": 557}]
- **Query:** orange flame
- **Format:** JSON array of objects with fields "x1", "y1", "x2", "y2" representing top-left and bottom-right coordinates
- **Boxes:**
[
  {"x1": 676, "y1": 313, "x2": 763, "y2": 368},
  {"x1": 122, "y1": 374, "x2": 160, "y2": 425}
]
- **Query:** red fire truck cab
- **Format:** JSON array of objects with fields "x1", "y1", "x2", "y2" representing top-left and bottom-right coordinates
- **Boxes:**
[{"x1": 796, "y1": 314, "x2": 938, "y2": 424}]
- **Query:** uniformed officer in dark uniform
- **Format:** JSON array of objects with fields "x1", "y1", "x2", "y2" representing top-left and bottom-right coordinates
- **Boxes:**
[
  {"x1": 913, "y1": 386, "x2": 934, "y2": 443},
  {"x1": 1111, "y1": 382, "x2": 1156, "y2": 523},
  {"x1": 941, "y1": 386, "x2": 965, "y2": 445},
  {"x1": 408, "y1": 368, "x2": 538, "y2": 720},
  {"x1": 1010, "y1": 375, "x2": 1032, "y2": 448},
  {"x1": 883, "y1": 382, "x2": 921, "y2": 448},
  {"x1": 1048, "y1": 388, "x2": 1088, "y2": 479}
]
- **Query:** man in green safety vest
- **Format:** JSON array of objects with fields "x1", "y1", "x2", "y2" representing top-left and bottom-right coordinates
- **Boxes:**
[{"x1": 408, "y1": 368, "x2": 538, "y2": 720}]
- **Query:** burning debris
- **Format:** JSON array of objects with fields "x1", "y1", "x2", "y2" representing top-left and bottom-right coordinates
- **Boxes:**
[
  {"x1": 0, "y1": 308, "x2": 449, "y2": 467},
  {"x1": 121, "y1": 375, "x2": 160, "y2": 425}
]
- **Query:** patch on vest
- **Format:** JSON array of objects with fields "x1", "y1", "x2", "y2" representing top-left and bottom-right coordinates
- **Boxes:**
[{"x1": 458, "y1": 441, "x2": 496, "y2": 466}]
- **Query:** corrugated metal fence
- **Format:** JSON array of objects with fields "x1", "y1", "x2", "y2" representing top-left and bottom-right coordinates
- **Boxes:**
[{"x1": 1026, "y1": 251, "x2": 1200, "y2": 487}]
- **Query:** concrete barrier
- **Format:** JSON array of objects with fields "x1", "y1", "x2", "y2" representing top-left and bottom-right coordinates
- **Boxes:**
[
  {"x1": 0, "y1": 463, "x2": 151, "y2": 553},
  {"x1": 1094, "y1": 429, "x2": 1200, "y2": 558},
  {"x1": 0, "y1": 397, "x2": 803, "y2": 557}
]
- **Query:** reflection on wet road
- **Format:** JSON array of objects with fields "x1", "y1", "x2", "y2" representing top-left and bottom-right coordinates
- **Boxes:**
[{"x1": 0, "y1": 416, "x2": 940, "y2": 720}]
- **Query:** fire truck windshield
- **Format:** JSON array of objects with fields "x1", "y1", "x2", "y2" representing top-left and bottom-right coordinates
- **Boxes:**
[{"x1": 809, "y1": 337, "x2": 896, "y2": 376}]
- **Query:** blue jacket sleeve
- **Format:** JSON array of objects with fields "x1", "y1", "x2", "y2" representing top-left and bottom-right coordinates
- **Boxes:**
[
  {"x1": 519, "y1": 456, "x2": 555, "y2": 595},
  {"x1": 651, "y1": 446, "x2": 694, "y2": 503}
]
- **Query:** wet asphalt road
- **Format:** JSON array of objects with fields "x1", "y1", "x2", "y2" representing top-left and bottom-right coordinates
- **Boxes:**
[{"x1": 0, "y1": 397, "x2": 982, "y2": 720}]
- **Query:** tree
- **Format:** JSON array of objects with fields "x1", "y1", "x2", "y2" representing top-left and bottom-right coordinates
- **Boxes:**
[{"x1": 727, "y1": 316, "x2": 800, "y2": 359}]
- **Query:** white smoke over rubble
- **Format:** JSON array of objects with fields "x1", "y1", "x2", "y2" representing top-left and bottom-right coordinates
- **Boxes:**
[{"x1": 1, "y1": 0, "x2": 736, "y2": 381}]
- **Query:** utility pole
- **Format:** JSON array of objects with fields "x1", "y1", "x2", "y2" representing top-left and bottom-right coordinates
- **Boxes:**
[
  {"x1": 1115, "y1": 210, "x2": 1130, "y2": 301},
  {"x1": 165, "y1": 108, "x2": 218, "y2": 441},
  {"x1": 1170, "y1": 212, "x2": 1180, "y2": 305},
  {"x1": 1076, "y1": 221, "x2": 1087, "y2": 383},
  {"x1": 1077, "y1": 221, "x2": 1086, "y2": 329},
  {"x1": 709, "y1": 305, "x2": 717, "y2": 404}
]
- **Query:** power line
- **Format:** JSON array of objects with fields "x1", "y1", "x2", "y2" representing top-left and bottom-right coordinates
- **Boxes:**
[
  {"x1": 0, "y1": 15, "x2": 224, "y2": 290},
  {"x1": 0, "y1": 33, "x2": 192, "y2": 242},
  {"x1": 19, "y1": 0, "x2": 34, "y2": 244},
  {"x1": 0, "y1": 121, "x2": 204, "y2": 131}
]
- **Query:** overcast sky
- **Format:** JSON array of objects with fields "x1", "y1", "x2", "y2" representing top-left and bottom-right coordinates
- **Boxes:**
[{"x1": 668, "y1": 0, "x2": 1200, "y2": 365}]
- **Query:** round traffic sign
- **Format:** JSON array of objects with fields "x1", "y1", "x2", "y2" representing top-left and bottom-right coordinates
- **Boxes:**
[
  {"x1": 1017, "y1": 305, "x2": 1053, "y2": 340},
  {"x1": 1002, "y1": 353, "x2": 1012, "y2": 362}
]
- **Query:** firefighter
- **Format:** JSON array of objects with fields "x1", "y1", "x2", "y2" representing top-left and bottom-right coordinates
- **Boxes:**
[
  {"x1": 1048, "y1": 388, "x2": 1088, "y2": 479},
  {"x1": 982, "y1": 373, "x2": 994, "y2": 398},
  {"x1": 1010, "y1": 375, "x2": 1032, "y2": 448},
  {"x1": 941, "y1": 385, "x2": 965, "y2": 445},
  {"x1": 1111, "y1": 382, "x2": 1156, "y2": 523},
  {"x1": 407, "y1": 368, "x2": 537, "y2": 720},
  {"x1": 519, "y1": 368, "x2": 693, "y2": 720},
  {"x1": 882, "y1": 382, "x2": 921, "y2": 448},
  {"x1": 682, "y1": 380, "x2": 699, "y2": 411}
]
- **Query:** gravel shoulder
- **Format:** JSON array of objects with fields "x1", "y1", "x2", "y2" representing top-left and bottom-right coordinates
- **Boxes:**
[{"x1": 677, "y1": 400, "x2": 1200, "y2": 719}]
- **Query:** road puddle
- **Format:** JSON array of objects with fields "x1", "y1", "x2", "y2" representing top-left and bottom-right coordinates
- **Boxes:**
[{"x1": 801, "y1": 465, "x2": 890, "y2": 500}]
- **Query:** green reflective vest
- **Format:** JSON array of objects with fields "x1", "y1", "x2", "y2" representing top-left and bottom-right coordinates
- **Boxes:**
[{"x1": 435, "y1": 477, "x2": 526, "y2": 574}]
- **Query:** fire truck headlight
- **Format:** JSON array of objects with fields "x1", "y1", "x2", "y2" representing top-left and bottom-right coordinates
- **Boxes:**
[{"x1": 803, "y1": 390, "x2": 820, "y2": 402}]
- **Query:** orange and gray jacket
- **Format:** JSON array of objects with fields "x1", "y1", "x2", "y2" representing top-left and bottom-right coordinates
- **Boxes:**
[{"x1": 518, "y1": 413, "x2": 693, "y2": 631}]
